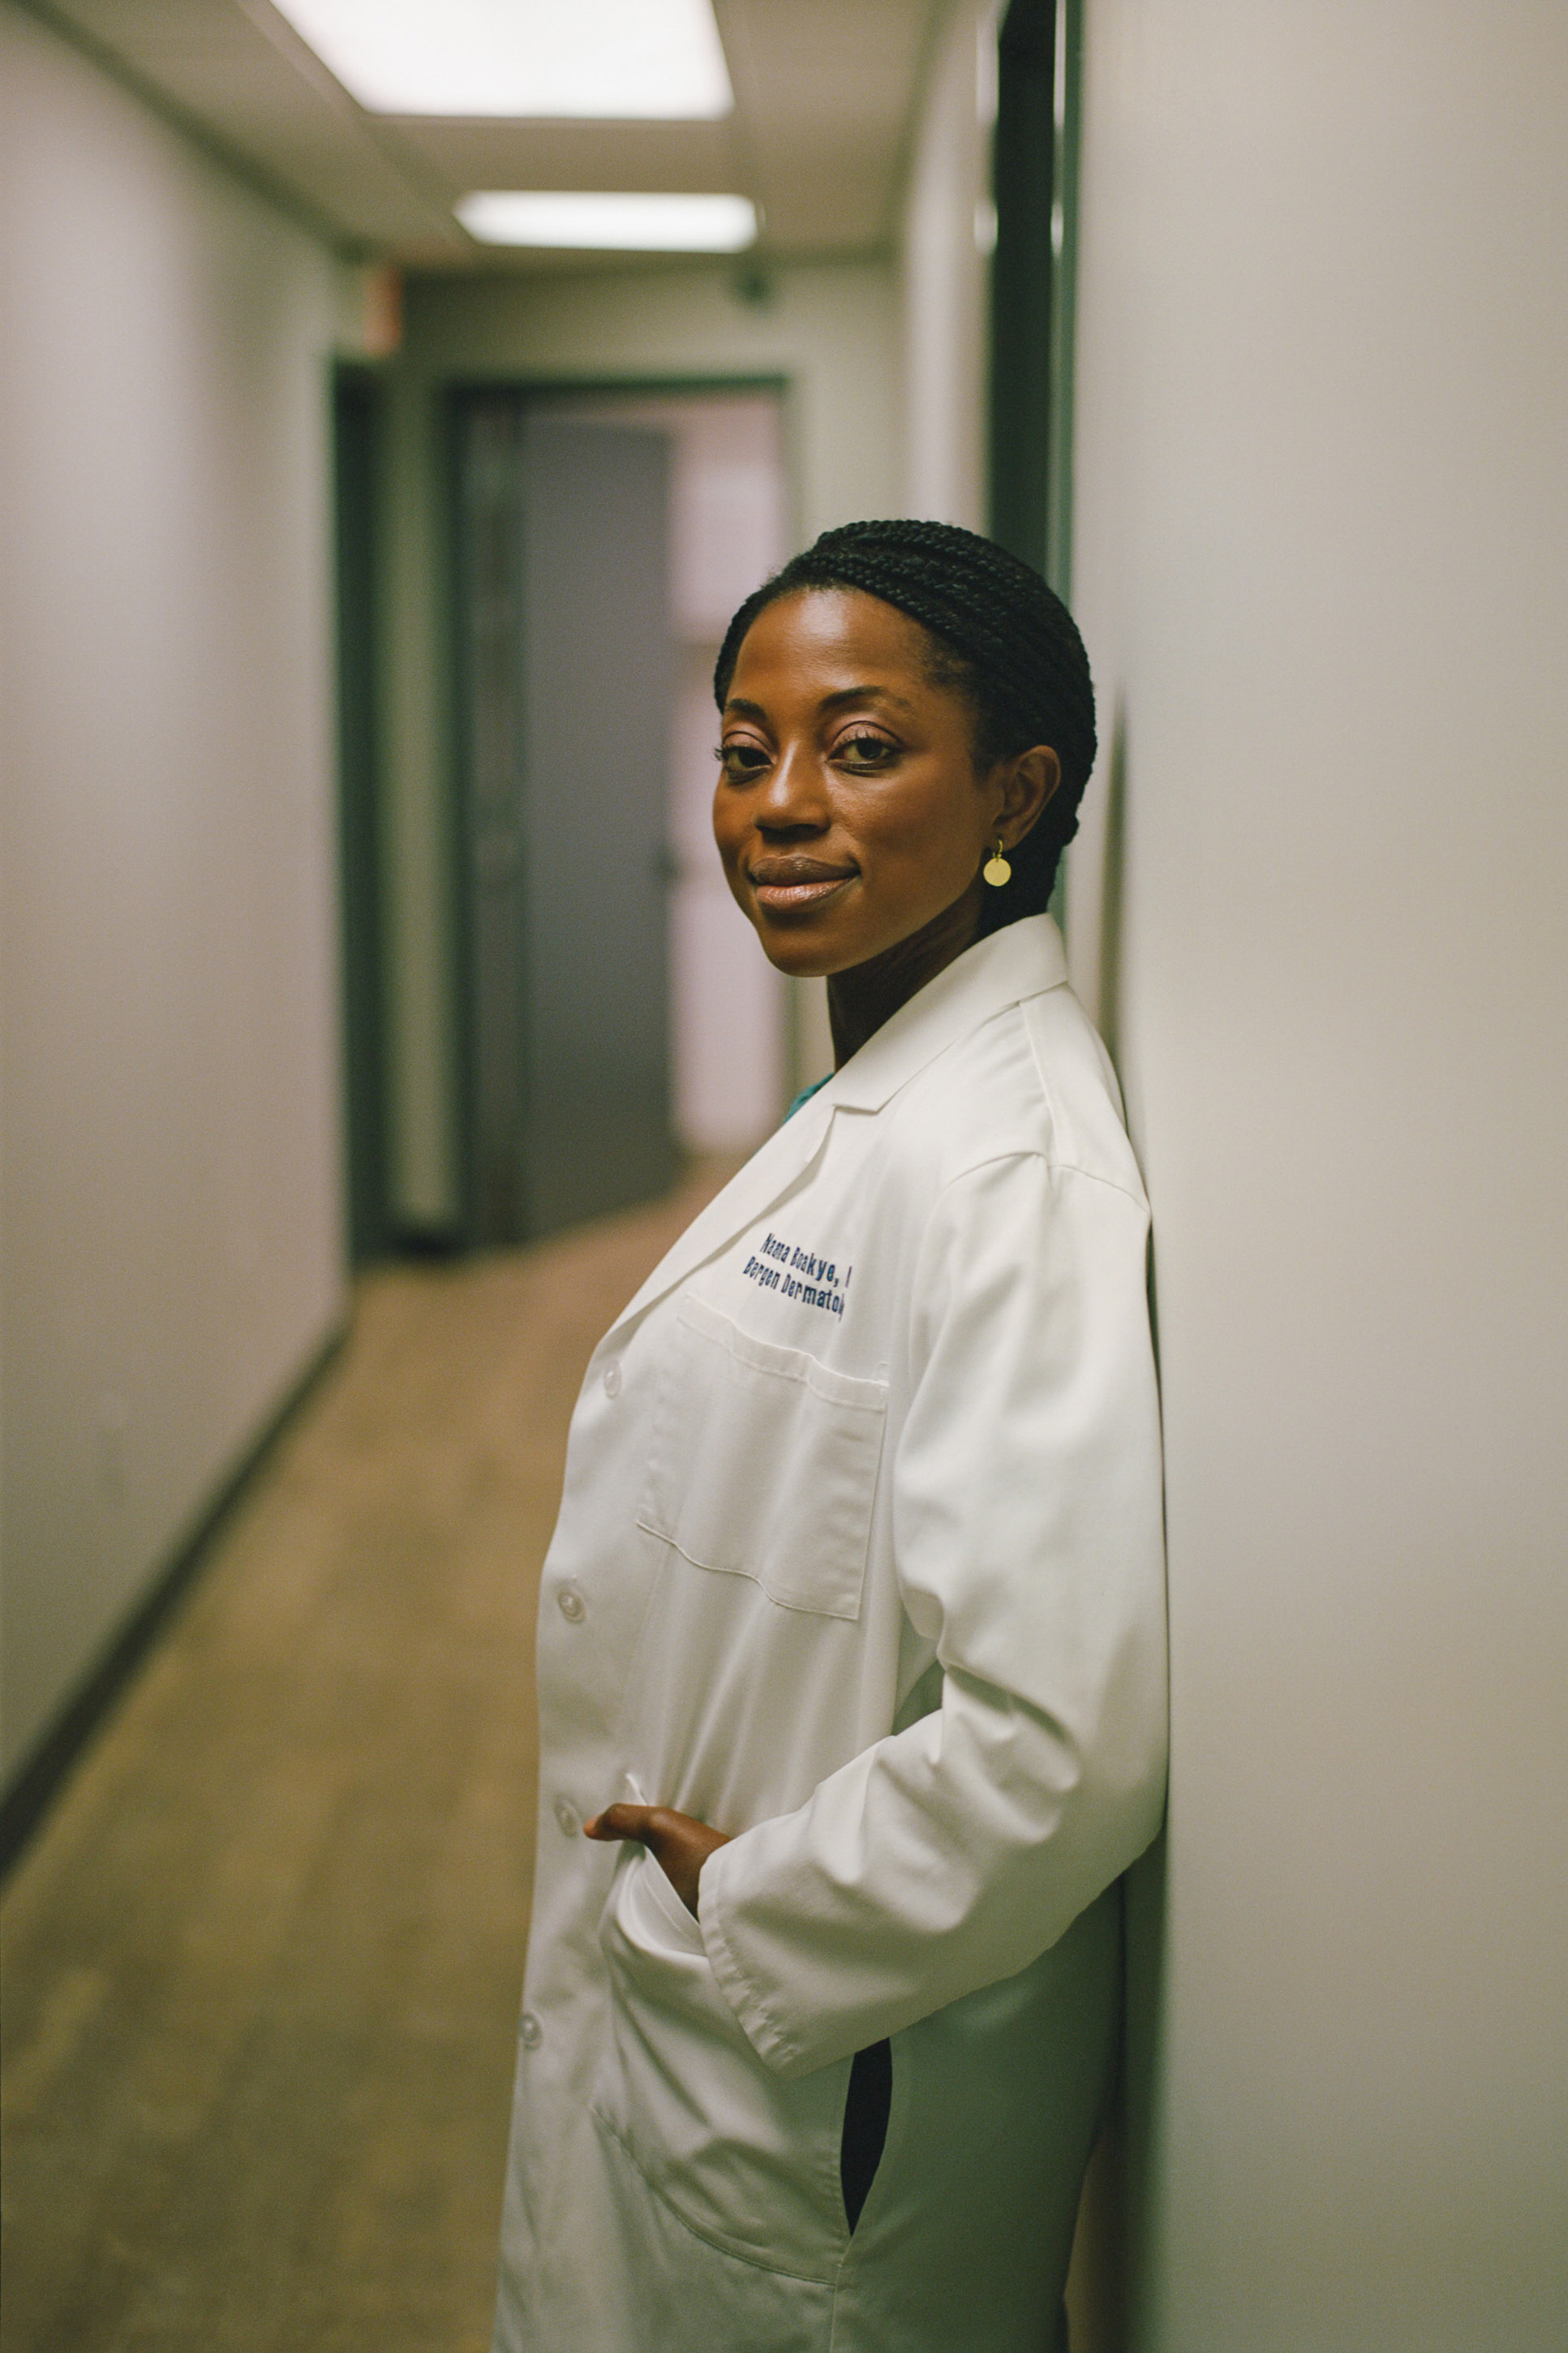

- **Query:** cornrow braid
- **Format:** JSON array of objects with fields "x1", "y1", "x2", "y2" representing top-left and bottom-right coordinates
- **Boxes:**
[{"x1": 714, "y1": 518, "x2": 1097, "y2": 929}]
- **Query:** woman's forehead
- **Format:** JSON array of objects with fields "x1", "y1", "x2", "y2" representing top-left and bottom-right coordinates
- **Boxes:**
[{"x1": 728, "y1": 586, "x2": 936, "y2": 697}]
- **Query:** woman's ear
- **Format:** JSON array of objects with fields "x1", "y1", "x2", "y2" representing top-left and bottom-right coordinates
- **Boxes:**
[{"x1": 997, "y1": 745, "x2": 1062, "y2": 846}]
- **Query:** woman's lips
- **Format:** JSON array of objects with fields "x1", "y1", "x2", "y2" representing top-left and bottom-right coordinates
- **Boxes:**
[{"x1": 748, "y1": 862, "x2": 857, "y2": 914}]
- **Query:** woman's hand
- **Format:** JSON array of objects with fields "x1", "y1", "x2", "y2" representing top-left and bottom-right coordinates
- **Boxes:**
[{"x1": 582, "y1": 1804, "x2": 731, "y2": 1916}]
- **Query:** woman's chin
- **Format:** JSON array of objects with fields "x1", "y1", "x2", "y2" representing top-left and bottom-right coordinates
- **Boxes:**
[
  {"x1": 745, "y1": 901, "x2": 859, "y2": 979},
  {"x1": 754, "y1": 931, "x2": 849, "y2": 980}
]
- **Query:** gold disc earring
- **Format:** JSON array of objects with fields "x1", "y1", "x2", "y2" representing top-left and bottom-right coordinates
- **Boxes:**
[{"x1": 982, "y1": 837, "x2": 1012, "y2": 887}]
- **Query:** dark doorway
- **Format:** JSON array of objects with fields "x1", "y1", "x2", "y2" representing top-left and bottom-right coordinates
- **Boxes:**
[
  {"x1": 331, "y1": 364, "x2": 389, "y2": 1263},
  {"x1": 455, "y1": 399, "x2": 678, "y2": 1245}
]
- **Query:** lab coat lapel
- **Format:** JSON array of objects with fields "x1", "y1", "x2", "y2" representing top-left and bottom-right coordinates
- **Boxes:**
[
  {"x1": 829, "y1": 914, "x2": 1068, "y2": 1113},
  {"x1": 602, "y1": 917, "x2": 1067, "y2": 1347},
  {"x1": 604, "y1": 1086, "x2": 838, "y2": 1344}
]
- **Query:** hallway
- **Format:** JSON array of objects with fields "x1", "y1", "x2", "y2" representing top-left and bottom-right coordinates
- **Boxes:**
[
  {"x1": 0, "y1": 1166, "x2": 732, "y2": 2353},
  {"x1": 5, "y1": 0, "x2": 1566, "y2": 2343}
]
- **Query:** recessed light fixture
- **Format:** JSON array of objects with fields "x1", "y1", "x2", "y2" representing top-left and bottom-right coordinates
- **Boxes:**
[
  {"x1": 270, "y1": 0, "x2": 732, "y2": 118},
  {"x1": 457, "y1": 192, "x2": 758, "y2": 252}
]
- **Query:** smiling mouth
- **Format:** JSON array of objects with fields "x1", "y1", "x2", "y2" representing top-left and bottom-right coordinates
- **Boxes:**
[{"x1": 748, "y1": 860, "x2": 857, "y2": 914}]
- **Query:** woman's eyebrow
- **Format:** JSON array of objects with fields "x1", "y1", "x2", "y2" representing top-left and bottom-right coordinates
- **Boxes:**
[
  {"x1": 722, "y1": 684, "x2": 919, "y2": 722},
  {"x1": 819, "y1": 685, "x2": 918, "y2": 716}
]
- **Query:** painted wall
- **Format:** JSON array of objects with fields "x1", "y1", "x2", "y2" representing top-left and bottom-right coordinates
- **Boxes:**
[
  {"x1": 378, "y1": 260, "x2": 902, "y2": 1224},
  {"x1": 1067, "y1": 2, "x2": 1568, "y2": 2345},
  {"x1": 0, "y1": 3, "x2": 349, "y2": 1780},
  {"x1": 901, "y1": 0, "x2": 998, "y2": 528}
]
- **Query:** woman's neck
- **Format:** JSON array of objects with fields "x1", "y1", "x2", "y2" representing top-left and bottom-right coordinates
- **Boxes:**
[{"x1": 827, "y1": 879, "x2": 985, "y2": 1068}]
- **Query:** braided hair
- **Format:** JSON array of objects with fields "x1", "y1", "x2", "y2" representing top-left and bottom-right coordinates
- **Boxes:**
[{"x1": 714, "y1": 518, "x2": 1097, "y2": 929}]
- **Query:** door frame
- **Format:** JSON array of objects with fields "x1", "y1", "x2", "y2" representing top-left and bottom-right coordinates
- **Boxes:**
[
  {"x1": 330, "y1": 361, "x2": 392, "y2": 1263},
  {"x1": 989, "y1": 0, "x2": 1084, "y2": 600},
  {"x1": 988, "y1": 0, "x2": 1085, "y2": 940}
]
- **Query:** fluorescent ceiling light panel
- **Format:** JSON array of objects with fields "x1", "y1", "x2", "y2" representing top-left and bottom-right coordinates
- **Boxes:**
[
  {"x1": 458, "y1": 191, "x2": 757, "y2": 250},
  {"x1": 270, "y1": 0, "x2": 732, "y2": 118}
]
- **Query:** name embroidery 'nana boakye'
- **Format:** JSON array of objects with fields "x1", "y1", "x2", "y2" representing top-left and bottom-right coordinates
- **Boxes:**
[{"x1": 740, "y1": 1232, "x2": 851, "y2": 1318}]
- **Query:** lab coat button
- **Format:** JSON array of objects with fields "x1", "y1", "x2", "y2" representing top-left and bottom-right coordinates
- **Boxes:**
[
  {"x1": 519, "y1": 2011, "x2": 543, "y2": 2050},
  {"x1": 556, "y1": 1583, "x2": 586, "y2": 1623},
  {"x1": 602, "y1": 1359, "x2": 622, "y2": 1398},
  {"x1": 553, "y1": 1796, "x2": 580, "y2": 1837}
]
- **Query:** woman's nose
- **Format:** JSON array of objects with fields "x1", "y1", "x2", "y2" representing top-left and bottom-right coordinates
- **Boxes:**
[{"x1": 754, "y1": 740, "x2": 828, "y2": 832}]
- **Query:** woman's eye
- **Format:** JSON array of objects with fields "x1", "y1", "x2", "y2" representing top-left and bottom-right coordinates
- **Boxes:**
[
  {"x1": 716, "y1": 742, "x2": 771, "y2": 779},
  {"x1": 838, "y1": 733, "x2": 896, "y2": 767}
]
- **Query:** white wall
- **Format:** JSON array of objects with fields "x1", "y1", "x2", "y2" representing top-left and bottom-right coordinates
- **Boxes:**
[
  {"x1": 379, "y1": 259, "x2": 902, "y2": 1220},
  {"x1": 0, "y1": 3, "x2": 349, "y2": 1779},
  {"x1": 901, "y1": 0, "x2": 998, "y2": 528},
  {"x1": 1068, "y1": 2, "x2": 1568, "y2": 2345}
]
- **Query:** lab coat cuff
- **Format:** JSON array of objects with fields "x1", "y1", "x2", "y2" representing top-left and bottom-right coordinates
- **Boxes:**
[{"x1": 698, "y1": 1856, "x2": 811, "y2": 2079}]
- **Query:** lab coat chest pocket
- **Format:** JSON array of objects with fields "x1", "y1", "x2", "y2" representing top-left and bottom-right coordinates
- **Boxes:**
[{"x1": 638, "y1": 1294, "x2": 888, "y2": 1621}]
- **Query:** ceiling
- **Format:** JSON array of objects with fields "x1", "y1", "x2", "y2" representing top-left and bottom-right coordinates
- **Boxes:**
[{"x1": 37, "y1": 0, "x2": 940, "y2": 267}]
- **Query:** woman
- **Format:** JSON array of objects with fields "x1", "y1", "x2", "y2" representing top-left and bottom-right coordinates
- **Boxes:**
[{"x1": 492, "y1": 520, "x2": 1166, "y2": 2353}]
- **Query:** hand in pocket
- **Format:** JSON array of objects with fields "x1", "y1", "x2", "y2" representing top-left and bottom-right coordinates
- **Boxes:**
[{"x1": 584, "y1": 1803, "x2": 731, "y2": 1916}]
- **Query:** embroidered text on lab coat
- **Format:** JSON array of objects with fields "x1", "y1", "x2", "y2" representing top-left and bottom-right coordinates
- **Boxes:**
[{"x1": 741, "y1": 1231, "x2": 851, "y2": 1316}]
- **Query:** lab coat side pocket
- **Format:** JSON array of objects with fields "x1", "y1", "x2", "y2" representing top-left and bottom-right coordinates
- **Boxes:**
[
  {"x1": 638, "y1": 1843, "x2": 708, "y2": 1951},
  {"x1": 593, "y1": 1848, "x2": 852, "y2": 2281},
  {"x1": 637, "y1": 1294, "x2": 888, "y2": 1622}
]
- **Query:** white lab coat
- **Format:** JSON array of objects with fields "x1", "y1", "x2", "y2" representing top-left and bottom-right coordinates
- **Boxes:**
[{"x1": 492, "y1": 915, "x2": 1167, "y2": 2353}]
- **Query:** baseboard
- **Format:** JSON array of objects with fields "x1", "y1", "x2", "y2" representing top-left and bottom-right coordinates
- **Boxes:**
[
  {"x1": 0, "y1": 1321, "x2": 348, "y2": 1884},
  {"x1": 386, "y1": 1223, "x2": 466, "y2": 1260}
]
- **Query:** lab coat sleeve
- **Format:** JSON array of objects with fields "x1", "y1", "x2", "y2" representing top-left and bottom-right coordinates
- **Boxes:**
[{"x1": 698, "y1": 1150, "x2": 1168, "y2": 2077}]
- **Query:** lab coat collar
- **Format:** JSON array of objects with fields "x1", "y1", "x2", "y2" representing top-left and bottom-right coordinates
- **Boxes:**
[
  {"x1": 603, "y1": 915, "x2": 1066, "y2": 1345},
  {"x1": 827, "y1": 913, "x2": 1067, "y2": 1112}
]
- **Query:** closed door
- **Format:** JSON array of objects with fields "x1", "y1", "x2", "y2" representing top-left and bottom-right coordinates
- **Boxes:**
[{"x1": 459, "y1": 403, "x2": 677, "y2": 1241}]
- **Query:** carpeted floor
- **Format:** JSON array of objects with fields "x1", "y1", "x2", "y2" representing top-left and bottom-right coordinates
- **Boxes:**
[{"x1": 0, "y1": 1164, "x2": 734, "y2": 2353}]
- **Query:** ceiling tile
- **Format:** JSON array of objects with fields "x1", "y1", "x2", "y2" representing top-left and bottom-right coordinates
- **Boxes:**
[
  {"x1": 39, "y1": 0, "x2": 940, "y2": 260},
  {"x1": 388, "y1": 118, "x2": 746, "y2": 205},
  {"x1": 45, "y1": 0, "x2": 251, "y2": 54}
]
